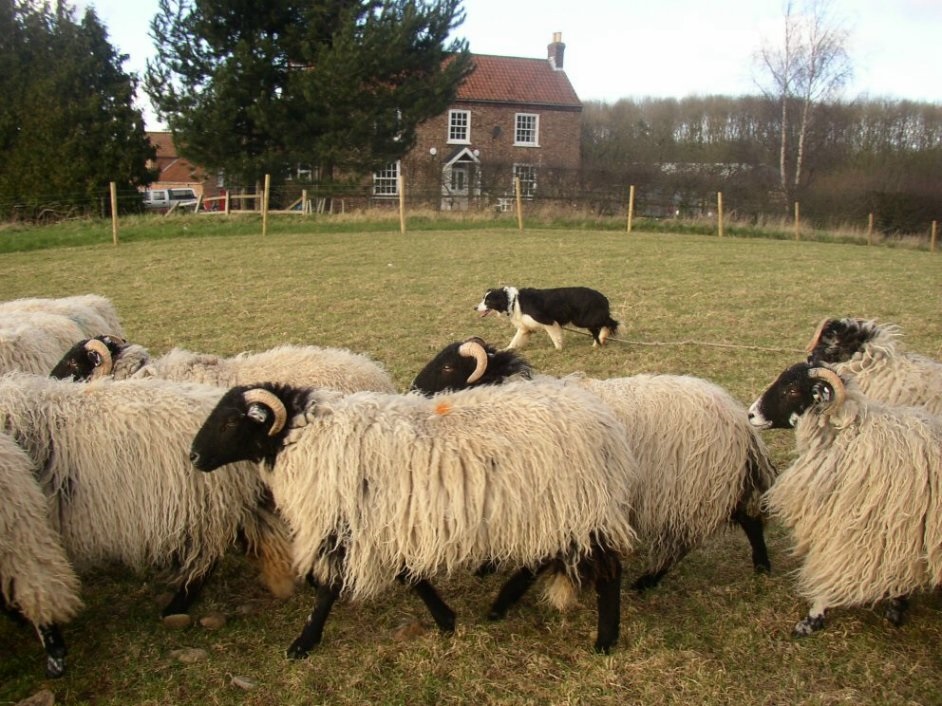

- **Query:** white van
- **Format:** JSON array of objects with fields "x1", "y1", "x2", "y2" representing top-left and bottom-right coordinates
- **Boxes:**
[{"x1": 143, "y1": 188, "x2": 199, "y2": 211}]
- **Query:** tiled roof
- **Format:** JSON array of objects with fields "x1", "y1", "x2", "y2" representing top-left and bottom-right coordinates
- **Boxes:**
[
  {"x1": 148, "y1": 131, "x2": 176, "y2": 158},
  {"x1": 457, "y1": 54, "x2": 581, "y2": 108}
]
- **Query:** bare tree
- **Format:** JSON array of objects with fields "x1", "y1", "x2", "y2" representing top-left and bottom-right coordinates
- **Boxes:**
[{"x1": 755, "y1": 0, "x2": 852, "y2": 210}]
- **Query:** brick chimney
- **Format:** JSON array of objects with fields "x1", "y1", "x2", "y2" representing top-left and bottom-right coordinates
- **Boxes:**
[{"x1": 547, "y1": 32, "x2": 565, "y2": 71}]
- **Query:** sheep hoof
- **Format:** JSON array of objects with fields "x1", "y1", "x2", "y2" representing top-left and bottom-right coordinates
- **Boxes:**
[
  {"x1": 754, "y1": 561, "x2": 772, "y2": 575},
  {"x1": 793, "y1": 614, "x2": 825, "y2": 637},
  {"x1": 286, "y1": 640, "x2": 311, "y2": 660},
  {"x1": 487, "y1": 607, "x2": 508, "y2": 622},
  {"x1": 45, "y1": 655, "x2": 67, "y2": 679},
  {"x1": 593, "y1": 639, "x2": 615, "y2": 654}
]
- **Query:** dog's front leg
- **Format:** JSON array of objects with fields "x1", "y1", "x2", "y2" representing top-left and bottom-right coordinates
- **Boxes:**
[{"x1": 506, "y1": 327, "x2": 531, "y2": 350}]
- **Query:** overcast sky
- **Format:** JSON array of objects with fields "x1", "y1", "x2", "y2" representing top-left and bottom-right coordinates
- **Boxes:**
[{"x1": 76, "y1": 0, "x2": 942, "y2": 129}]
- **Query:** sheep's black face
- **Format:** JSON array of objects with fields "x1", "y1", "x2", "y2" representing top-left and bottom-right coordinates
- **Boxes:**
[
  {"x1": 748, "y1": 362, "x2": 837, "y2": 429},
  {"x1": 409, "y1": 340, "x2": 532, "y2": 395},
  {"x1": 50, "y1": 335, "x2": 125, "y2": 381},
  {"x1": 807, "y1": 318, "x2": 873, "y2": 365},
  {"x1": 190, "y1": 387, "x2": 283, "y2": 472}
]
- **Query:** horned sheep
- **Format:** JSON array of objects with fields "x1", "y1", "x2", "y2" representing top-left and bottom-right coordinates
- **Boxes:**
[
  {"x1": 0, "y1": 372, "x2": 295, "y2": 631},
  {"x1": 410, "y1": 338, "x2": 777, "y2": 593},
  {"x1": 805, "y1": 317, "x2": 942, "y2": 415},
  {"x1": 0, "y1": 432, "x2": 82, "y2": 677},
  {"x1": 748, "y1": 362, "x2": 942, "y2": 635},
  {"x1": 0, "y1": 311, "x2": 107, "y2": 376},
  {"x1": 51, "y1": 336, "x2": 397, "y2": 394},
  {"x1": 190, "y1": 380, "x2": 640, "y2": 656}
]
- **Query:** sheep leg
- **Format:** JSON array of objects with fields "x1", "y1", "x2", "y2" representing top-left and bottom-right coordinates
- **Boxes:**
[
  {"x1": 488, "y1": 564, "x2": 546, "y2": 620},
  {"x1": 731, "y1": 507, "x2": 771, "y2": 574},
  {"x1": 884, "y1": 595, "x2": 910, "y2": 627},
  {"x1": 161, "y1": 570, "x2": 213, "y2": 618},
  {"x1": 794, "y1": 600, "x2": 828, "y2": 637},
  {"x1": 594, "y1": 550, "x2": 623, "y2": 654},
  {"x1": 409, "y1": 579, "x2": 456, "y2": 633},
  {"x1": 630, "y1": 567, "x2": 671, "y2": 592},
  {"x1": 38, "y1": 623, "x2": 67, "y2": 678},
  {"x1": 287, "y1": 582, "x2": 340, "y2": 659}
]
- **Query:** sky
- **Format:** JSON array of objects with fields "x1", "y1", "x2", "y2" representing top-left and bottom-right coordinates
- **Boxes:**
[{"x1": 75, "y1": 0, "x2": 942, "y2": 130}]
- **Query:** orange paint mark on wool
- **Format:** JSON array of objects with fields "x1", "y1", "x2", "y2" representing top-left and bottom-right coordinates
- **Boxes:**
[{"x1": 434, "y1": 401, "x2": 453, "y2": 416}]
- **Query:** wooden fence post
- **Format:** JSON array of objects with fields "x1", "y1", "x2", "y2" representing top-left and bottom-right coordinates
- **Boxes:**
[
  {"x1": 514, "y1": 177, "x2": 524, "y2": 231},
  {"x1": 262, "y1": 174, "x2": 271, "y2": 236},
  {"x1": 109, "y1": 181, "x2": 118, "y2": 245},
  {"x1": 794, "y1": 201, "x2": 800, "y2": 241},
  {"x1": 931, "y1": 220, "x2": 938, "y2": 253},
  {"x1": 626, "y1": 185, "x2": 635, "y2": 234},
  {"x1": 398, "y1": 175, "x2": 406, "y2": 234},
  {"x1": 717, "y1": 192, "x2": 724, "y2": 237},
  {"x1": 301, "y1": 189, "x2": 309, "y2": 216},
  {"x1": 867, "y1": 213, "x2": 874, "y2": 245}
]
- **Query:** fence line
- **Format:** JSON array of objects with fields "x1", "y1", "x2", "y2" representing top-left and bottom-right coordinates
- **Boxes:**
[{"x1": 8, "y1": 176, "x2": 940, "y2": 251}]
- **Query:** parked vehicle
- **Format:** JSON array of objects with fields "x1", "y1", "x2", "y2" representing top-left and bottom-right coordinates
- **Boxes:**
[{"x1": 143, "y1": 188, "x2": 199, "y2": 212}]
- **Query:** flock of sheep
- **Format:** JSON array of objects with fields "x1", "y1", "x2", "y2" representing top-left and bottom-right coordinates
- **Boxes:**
[{"x1": 2, "y1": 294, "x2": 941, "y2": 680}]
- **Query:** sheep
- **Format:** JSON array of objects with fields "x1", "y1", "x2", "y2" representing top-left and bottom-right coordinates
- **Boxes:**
[
  {"x1": 0, "y1": 371, "x2": 295, "y2": 627},
  {"x1": 1, "y1": 432, "x2": 82, "y2": 677},
  {"x1": 189, "y1": 380, "x2": 641, "y2": 656},
  {"x1": 0, "y1": 311, "x2": 100, "y2": 375},
  {"x1": 410, "y1": 337, "x2": 777, "y2": 593},
  {"x1": 748, "y1": 362, "x2": 942, "y2": 635},
  {"x1": 805, "y1": 317, "x2": 942, "y2": 415},
  {"x1": 0, "y1": 293, "x2": 124, "y2": 339},
  {"x1": 51, "y1": 337, "x2": 397, "y2": 394}
]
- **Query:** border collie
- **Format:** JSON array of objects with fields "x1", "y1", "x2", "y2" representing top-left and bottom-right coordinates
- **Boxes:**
[{"x1": 475, "y1": 286, "x2": 619, "y2": 350}]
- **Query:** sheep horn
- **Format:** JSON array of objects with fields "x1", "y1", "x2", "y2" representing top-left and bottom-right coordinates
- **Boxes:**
[
  {"x1": 243, "y1": 388, "x2": 287, "y2": 436},
  {"x1": 805, "y1": 317, "x2": 833, "y2": 354},
  {"x1": 808, "y1": 367, "x2": 846, "y2": 409},
  {"x1": 458, "y1": 338, "x2": 489, "y2": 384},
  {"x1": 84, "y1": 338, "x2": 114, "y2": 377}
]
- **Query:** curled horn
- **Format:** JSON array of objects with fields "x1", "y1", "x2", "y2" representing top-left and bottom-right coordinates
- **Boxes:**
[
  {"x1": 84, "y1": 338, "x2": 114, "y2": 377},
  {"x1": 808, "y1": 367, "x2": 846, "y2": 410},
  {"x1": 458, "y1": 337, "x2": 489, "y2": 384},
  {"x1": 243, "y1": 388, "x2": 287, "y2": 436},
  {"x1": 805, "y1": 317, "x2": 833, "y2": 354}
]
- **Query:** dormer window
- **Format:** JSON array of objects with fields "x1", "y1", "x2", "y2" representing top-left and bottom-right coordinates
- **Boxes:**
[
  {"x1": 448, "y1": 109, "x2": 471, "y2": 144},
  {"x1": 514, "y1": 113, "x2": 539, "y2": 146}
]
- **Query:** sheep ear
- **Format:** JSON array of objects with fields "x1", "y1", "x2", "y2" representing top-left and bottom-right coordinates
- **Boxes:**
[{"x1": 246, "y1": 403, "x2": 271, "y2": 426}]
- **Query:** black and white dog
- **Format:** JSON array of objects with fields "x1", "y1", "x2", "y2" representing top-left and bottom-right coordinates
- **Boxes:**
[{"x1": 475, "y1": 286, "x2": 619, "y2": 350}]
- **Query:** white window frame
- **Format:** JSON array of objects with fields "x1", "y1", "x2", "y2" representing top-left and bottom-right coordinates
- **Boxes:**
[
  {"x1": 448, "y1": 109, "x2": 471, "y2": 144},
  {"x1": 514, "y1": 113, "x2": 539, "y2": 146},
  {"x1": 513, "y1": 164, "x2": 536, "y2": 199},
  {"x1": 373, "y1": 161, "x2": 400, "y2": 197}
]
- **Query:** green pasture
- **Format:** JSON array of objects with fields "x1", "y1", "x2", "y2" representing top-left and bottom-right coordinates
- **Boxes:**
[{"x1": 1, "y1": 223, "x2": 940, "y2": 705}]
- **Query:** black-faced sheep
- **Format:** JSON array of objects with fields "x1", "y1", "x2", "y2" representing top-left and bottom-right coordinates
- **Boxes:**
[
  {"x1": 0, "y1": 372, "x2": 295, "y2": 627},
  {"x1": 748, "y1": 362, "x2": 942, "y2": 635},
  {"x1": 51, "y1": 337, "x2": 396, "y2": 394},
  {"x1": 1, "y1": 432, "x2": 82, "y2": 677},
  {"x1": 410, "y1": 338, "x2": 776, "y2": 594},
  {"x1": 805, "y1": 317, "x2": 942, "y2": 415},
  {"x1": 190, "y1": 380, "x2": 640, "y2": 656},
  {"x1": 0, "y1": 294, "x2": 124, "y2": 340}
]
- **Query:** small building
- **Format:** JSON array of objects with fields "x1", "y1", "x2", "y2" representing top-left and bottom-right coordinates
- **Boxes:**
[{"x1": 394, "y1": 33, "x2": 582, "y2": 210}]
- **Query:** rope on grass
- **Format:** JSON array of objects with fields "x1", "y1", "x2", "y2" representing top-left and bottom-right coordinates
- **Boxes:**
[{"x1": 563, "y1": 327, "x2": 805, "y2": 355}]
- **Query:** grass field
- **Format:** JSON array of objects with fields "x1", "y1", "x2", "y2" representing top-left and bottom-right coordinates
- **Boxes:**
[{"x1": 1, "y1": 222, "x2": 941, "y2": 705}]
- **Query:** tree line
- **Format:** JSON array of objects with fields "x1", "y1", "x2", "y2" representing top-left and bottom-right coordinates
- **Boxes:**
[{"x1": 579, "y1": 96, "x2": 942, "y2": 233}]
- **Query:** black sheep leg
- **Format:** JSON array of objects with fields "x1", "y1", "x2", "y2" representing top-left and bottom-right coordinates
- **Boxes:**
[
  {"x1": 409, "y1": 579, "x2": 456, "y2": 633},
  {"x1": 884, "y1": 595, "x2": 910, "y2": 626},
  {"x1": 288, "y1": 582, "x2": 340, "y2": 659},
  {"x1": 732, "y1": 507, "x2": 771, "y2": 574},
  {"x1": 488, "y1": 564, "x2": 546, "y2": 620},
  {"x1": 161, "y1": 570, "x2": 212, "y2": 618},
  {"x1": 39, "y1": 623, "x2": 67, "y2": 678},
  {"x1": 593, "y1": 550, "x2": 622, "y2": 654}
]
